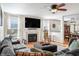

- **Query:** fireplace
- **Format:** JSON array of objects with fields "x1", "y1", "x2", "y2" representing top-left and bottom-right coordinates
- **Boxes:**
[{"x1": 28, "y1": 34, "x2": 37, "y2": 42}]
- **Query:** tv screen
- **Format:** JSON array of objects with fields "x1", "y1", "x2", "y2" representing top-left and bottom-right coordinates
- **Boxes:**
[{"x1": 25, "y1": 17, "x2": 40, "y2": 28}]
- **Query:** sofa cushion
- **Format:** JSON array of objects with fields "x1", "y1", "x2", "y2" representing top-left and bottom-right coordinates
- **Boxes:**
[
  {"x1": 69, "y1": 40, "x2": 79, "y2": 50},
  {"x1": 68, "y1": 37, "x2": 77, "y2": 46}
]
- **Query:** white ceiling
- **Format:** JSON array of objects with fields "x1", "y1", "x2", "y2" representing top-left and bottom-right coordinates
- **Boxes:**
[{"x1": 1, "y1": 3, "x2": 79, "y2": 19}]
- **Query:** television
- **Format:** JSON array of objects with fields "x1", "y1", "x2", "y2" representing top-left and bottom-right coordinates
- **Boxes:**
[{"x1": 25, "y1": 17, "x2": 40, "y2": 28}]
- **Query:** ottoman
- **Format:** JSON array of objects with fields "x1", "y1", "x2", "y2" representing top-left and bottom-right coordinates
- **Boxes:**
[{"x1": 41, "y1": 45, "x2": 57, "y2": 52}]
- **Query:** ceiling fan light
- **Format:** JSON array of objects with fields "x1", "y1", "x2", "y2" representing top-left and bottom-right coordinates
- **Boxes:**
[{"x1": 51, "y1": 9, "x2": 57, "y2": 13}]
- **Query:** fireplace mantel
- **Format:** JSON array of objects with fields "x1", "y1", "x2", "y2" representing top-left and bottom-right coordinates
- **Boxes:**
[{"x1": 23, "y1": 28, "x2": 41, "y2": 42}]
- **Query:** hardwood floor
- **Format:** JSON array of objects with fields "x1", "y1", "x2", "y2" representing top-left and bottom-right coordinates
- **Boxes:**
[
  {"x1": 27, "y1": 42, "x2": 36, "y2": 48},
  {"x1": 64, "y1": 39, "x2": 69, "y2": 44}
]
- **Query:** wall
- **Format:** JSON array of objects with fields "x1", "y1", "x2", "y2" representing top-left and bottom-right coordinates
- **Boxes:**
[
  {"x1": 0, "y1": 27, "x2": 4, "y2": 41},
  {"x1": 3, "y1": 12, "x2": 64, "y2": 43},
  {"x1": 20, "y1": 16, "x2": 43, "y2": 42},
  {"x1": 0, "y1": 7, "x2": 4, "y2": 41},
  {"x1": 3, "y1": 12, "x2": 8, "y2": 36},
  {"x1": 3, "y1": 13, "x2": 43, "y2": 42},
  {"x1": 42, "y1": 19, "x2": 64, "y2": 43}
]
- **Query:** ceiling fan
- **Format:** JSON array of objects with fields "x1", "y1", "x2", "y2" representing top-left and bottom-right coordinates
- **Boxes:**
[{"x1": 50, "y1": 3, "x2": 67, "y2": 13}]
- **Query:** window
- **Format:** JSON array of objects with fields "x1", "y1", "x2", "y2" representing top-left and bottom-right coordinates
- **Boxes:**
[
  {"x1": 8, "y1": 16, "x2": 18, "y2": 29},
  {"x1": 7, "y1": 15, "x2": 19, "y2": 37}
]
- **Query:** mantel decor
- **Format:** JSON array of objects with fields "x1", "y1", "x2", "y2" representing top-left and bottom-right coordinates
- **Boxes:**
[{"x1": 50, "y1": 20, "x2": 61, "y2": 32}]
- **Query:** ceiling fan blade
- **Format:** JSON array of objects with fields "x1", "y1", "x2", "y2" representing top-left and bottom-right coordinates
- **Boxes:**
[
  {"x1": 57, "y1": 8, "x2": 67, "y2": 11},
  {"x1": 58, "y1": 3, "x2": 65, "y2": 7}
]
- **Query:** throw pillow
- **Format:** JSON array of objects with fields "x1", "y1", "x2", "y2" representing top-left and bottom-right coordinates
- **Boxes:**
[{"x1": 69, "y1": 40, "x2": 79, "y2": 50}]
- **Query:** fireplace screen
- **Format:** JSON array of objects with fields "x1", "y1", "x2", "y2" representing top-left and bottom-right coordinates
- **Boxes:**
[{"x1": 28, "y1": 34, "x2": 37, "y2": 42}]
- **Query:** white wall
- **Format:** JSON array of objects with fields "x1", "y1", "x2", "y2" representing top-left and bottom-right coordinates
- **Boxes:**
[
  {"x1": 2, "y1": 12, "x2": 64, "y2": 43},
  {"x1": 0, "y1": 27, "x2": 4, "y2": 41},
  {"x1": 0, "y1": 7, "x2": 4, "y2": 42},
  {"x1": 20, "y1": 16, "x2": 43, "y2": 42},
  {"x1": 42, "y1": 17, "x2": 64, "y2": 43}
]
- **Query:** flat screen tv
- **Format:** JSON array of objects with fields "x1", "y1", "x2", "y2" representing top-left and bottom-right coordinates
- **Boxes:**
[{"x1": 25, "y1": 17, "x2": 40, "y2": 28}]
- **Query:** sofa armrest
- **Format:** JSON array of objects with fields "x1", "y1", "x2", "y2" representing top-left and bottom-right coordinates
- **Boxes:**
[
  {"x1": 1, "y1": 46, "x2": 15, "y2": 56},
  {"x1": 31, "y1": 48, "x2": 44, "y2": 52}
]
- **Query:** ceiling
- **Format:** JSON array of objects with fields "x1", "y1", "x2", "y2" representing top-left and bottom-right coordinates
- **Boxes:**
[{"x1": 1, "y1": 3, "x2": 79, "y2": 20}]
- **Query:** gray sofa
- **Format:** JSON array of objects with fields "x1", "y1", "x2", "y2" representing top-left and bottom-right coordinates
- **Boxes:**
[
  {"x1": 1, "y1": 36, "x2": 79, "y2": 56},
  {"x1": 0, "y1": 36, "x2": 30, "y2": 56},
  {"x1": 0, "y1": 37, "x2": 15, "y2": 56},
  {"x1": 54, "y1": 37, "x2": 79, "y2": 56}
]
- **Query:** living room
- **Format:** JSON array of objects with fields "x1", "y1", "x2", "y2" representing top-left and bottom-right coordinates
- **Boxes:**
[{"x1": 0, "y1": 3, "x2": 79, "y2": 56}]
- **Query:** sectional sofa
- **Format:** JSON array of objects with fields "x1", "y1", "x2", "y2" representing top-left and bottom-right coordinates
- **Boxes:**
[
  {"x1": 0, "y1": 36, "x2": 79, "y2": 56},
  {"x1": 0, "y1": 36, "x2": 29, "y2": 56},
  {"x1": 0, "y1": 36, "x2": 53, "y2": 56}
]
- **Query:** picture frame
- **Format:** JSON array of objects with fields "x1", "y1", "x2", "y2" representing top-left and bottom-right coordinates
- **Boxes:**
[{"x1": 50, "y1": 20, "x2": 61, "y2": 32}]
